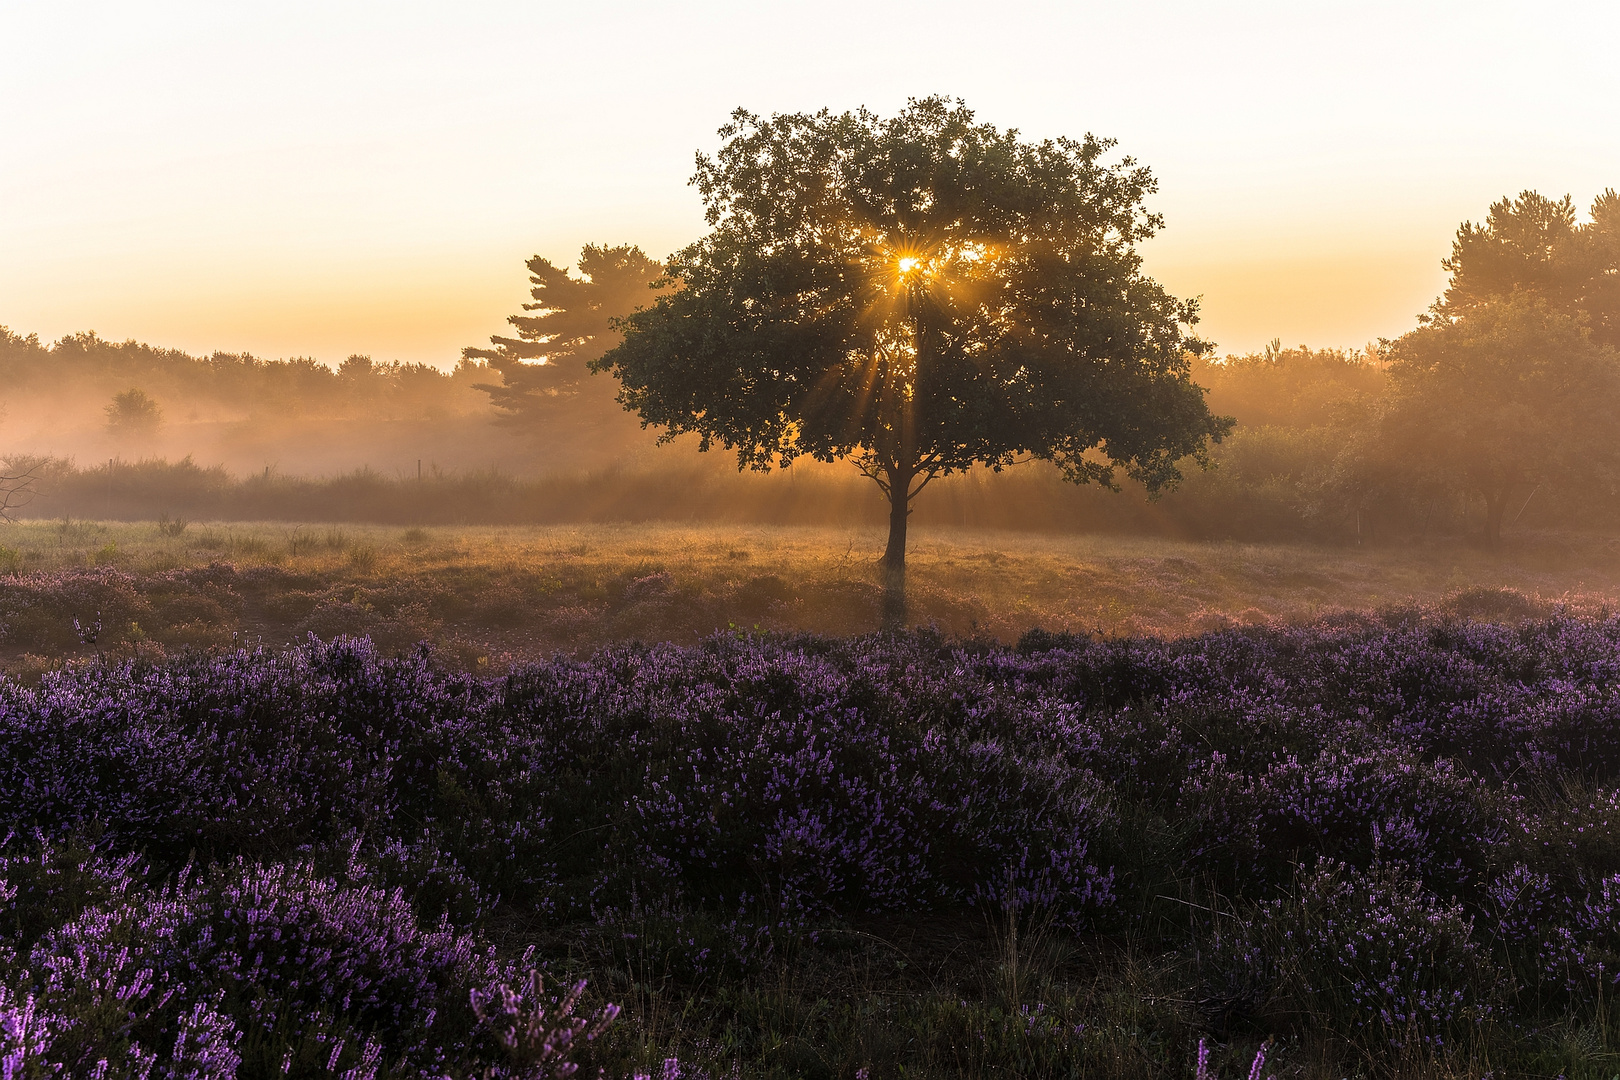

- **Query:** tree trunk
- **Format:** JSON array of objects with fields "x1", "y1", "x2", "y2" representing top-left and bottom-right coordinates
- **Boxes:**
[
  {"x1": 882, "y1": 465, "x2": 911, "y2": 625},
  {"x1": 1483, "y1": 488, "x2": 1507, "y2": 549},
  {"x1": 881, "y1": 303, "x2": 924, "y2": 627}
]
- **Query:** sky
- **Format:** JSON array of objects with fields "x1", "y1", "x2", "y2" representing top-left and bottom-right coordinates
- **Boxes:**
[{"x1": 3, "y1": 0, "x2": 1618, "y2": 367}]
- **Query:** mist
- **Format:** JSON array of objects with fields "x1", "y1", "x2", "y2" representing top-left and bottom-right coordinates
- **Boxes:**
[
  {"x1": 3, "y1": 322, "x2": 1605, "y2": 545},
  {"x1": 0, "y1": 327, "x2": 665, "y2": 478}
]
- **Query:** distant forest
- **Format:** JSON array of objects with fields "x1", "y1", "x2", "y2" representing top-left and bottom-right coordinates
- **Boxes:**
[
  {"x1": 0, "y1": 325, "x2": 647, "y2": 480},
  {"x1": 0, "y1": 327, "x2": 1605, "y2": 544},
  {"x1": 0, "y1": 327, "x2": 486, "y2": 412},
  {"x1": 3, "y1": 188, "x2": 1617, "y2": 544}
]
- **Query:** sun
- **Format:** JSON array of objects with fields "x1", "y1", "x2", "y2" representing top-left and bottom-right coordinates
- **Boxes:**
[{"x1": 896, "y1": 256, "x2": 921, "y2": 275}]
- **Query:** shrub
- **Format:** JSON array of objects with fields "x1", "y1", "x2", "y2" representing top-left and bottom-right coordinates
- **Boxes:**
[
  {"x1": 4, "y1": 612, "x2": 1620, "y2": 1071},
  {"x1": 1202, "y1": 861, "x2": 1505, "y2": 1052}
]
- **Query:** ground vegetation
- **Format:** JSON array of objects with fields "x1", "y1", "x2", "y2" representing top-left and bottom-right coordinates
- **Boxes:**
[
  {"x1": 1, "y1": 520, "x2": 1618, "y2": 674},
  {"x1": 8, "y1": 611, "x2": 1620, "y2": 1075}
]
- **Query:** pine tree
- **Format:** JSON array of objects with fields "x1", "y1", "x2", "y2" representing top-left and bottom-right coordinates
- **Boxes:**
[
  {"x1": 1437, "y1": 188, "x2": 1620, "y2": 349},
  {"x1": 465, "y1": 245, "x2": 663, "y2": 425}
]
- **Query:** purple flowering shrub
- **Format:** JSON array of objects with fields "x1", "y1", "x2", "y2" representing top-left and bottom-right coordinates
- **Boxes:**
[
  {"x1": 1181, "y1": 750, "x2": 1503, "y2": 895},
  {"x1": 1486, "y1": 859, "x2": 1620, "y2": 1003},
  {"x1": 0, "y1": 832, "x2": 149, "y2": 959},
  {"x1": 0, "y1": 849, "x2": 625, "y2": 1077},
  {"x1": 586, "y1": 647, "x2": 1118, "y2": 927},
  {"x1": 484, "y1": 637, "x2": 1129, "y2": 943},
  {"x1": 0, "y1": 565, "x2": 247, "y2": 653},
  {"x1": 5, "y1": 610, "x2": 1620, "y2": 1068},
  {"x1": 1201, "y1": 860, "x2": 1505, "y2": 1050},
  {"x1": 468, "y1": 967, "x2": 620, "y2": 1079},
  {"x1": 1, "y1": 847, "x2": 494, "y2": 1076}
]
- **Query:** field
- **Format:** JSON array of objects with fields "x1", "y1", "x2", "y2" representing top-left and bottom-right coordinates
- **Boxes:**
[
  {"x1": 3, "y1": 518, "x2": 1620, "y2": 675},
  {"x1": 8, "y1": 522, "x2": 1620, "y2": 1078},
  {"x1": 8, "y1": 608, "x2": 1620, "y2": 1077}
]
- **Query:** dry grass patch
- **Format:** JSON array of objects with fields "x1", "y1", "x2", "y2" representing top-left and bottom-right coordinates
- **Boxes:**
[{"x1": 2, "y1": 518, "x2": 1619, "y2": 669}]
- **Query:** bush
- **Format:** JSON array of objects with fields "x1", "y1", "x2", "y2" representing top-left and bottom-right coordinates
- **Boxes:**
[
  {"x1": 1201, "y1": 861, "x2": 1505, "y2": 1051},
  {"x1": 4, "y1": 612, "x2": 1620, "y2": 1072}
]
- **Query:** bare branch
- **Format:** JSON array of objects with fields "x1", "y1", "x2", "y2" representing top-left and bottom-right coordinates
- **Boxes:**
[
  {"x1": 0, "y1": 466, "x2": 39, "y2": 522},
  {"x1": 854, "y1": 454, "x2": 891, "y2": 495},
  {"x1": 907, "y1": 466, "x2": 945, "y2": 504}
]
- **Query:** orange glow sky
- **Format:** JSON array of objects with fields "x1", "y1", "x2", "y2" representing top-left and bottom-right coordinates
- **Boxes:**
[{"x1": 3, "y1": 1, "x2": 1617, "y2": 367}]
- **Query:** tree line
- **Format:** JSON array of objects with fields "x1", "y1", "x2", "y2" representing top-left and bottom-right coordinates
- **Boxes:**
[
  {"x1": 4, "y1": 99, "x2": 1617, "y2": 556},
  {"x1": 0, "y1": 328, "x2": 495, "y2": 426},
  {"x1": 467, "y1": 102, "x2": 1620, "y2": 561},
  {"x1": 2, "y1": 342, "x2": 1612, "y2": 543}
]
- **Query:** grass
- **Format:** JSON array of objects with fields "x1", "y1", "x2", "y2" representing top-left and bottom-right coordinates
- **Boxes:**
[
  {"x1": 3, "y1": 517, "x2": 1619, "y2": 672},
  {"x1": 13, "y1": 521, "x2": 1620, "y2": 1076}
]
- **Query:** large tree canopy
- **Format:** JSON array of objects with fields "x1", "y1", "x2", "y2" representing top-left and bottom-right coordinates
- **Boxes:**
[
  {"x1": 465, "y1": 244, "x2": 663, "y2": 425},
  {"x1": 596, "y1": 98, "x2": 1230, "y2": 587},
  {"x1": 1437, "y1": 189, "x2": 1620, "y2": 349},
  {"x1": 1344, "y1": 189, "x2": 1620, "y2": 547},
  {"x1": 1373, "y1": 295, "x2": 1620, "y2": 547}
]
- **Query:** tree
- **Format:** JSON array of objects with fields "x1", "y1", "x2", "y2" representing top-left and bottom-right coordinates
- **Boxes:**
[
  {"x1": 1374, "y1": 295, "x2": 1620, "y2": 547},
  {"x1": 105, "y1": 388, "x2": 163, "y2": 435},
  {"x1": 1437, "y1": 188, "x2": 1620, "y2": 349},
  {"x1": 596, "y1": 98, "x2": 1231, "y2": 611},
  {"x1": 338, "y1": 353, "x2": 375, "y2": 380},
  {"x1": 1347, "y1": 187, "x2": 1620, "y2": 547},
  {"x1": 0, "y1": 462, "x2": 37, "y2": 522},
  {"x1": 465, "y1": 245, "x2": 664, "y2": 425}
]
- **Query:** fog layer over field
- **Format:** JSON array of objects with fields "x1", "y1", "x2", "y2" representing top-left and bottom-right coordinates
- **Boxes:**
[
  {"x1": 5, "y1": 326, "x2": 1603, "y2": 543},
  {"x1": 0, "y1": 329, "x2": 656, "y2": 477},
  {"x1": 5, "y1": 187, "x2": 1620, "y2": 547}
]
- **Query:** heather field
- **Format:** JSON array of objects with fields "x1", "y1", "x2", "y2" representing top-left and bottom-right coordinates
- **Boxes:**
[
  {"x1": 7, "y1": 2, "x2": 1616, "y2": 1076},
  {"x1": 7, "y1": 561, "x2": 1620, "y2": 1075}
]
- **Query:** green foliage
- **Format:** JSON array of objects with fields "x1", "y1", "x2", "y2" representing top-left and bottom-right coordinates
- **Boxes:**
[
  {"x1": 466, "y1": 244, "x2": 664, "y2": 426},
  {"x1": 104, "y1": 387, "x2": 163, "y2": 435},
  {"x1": 1194, "y1": 344, "x2": 1386, "y2": 430},
  {"x1": 0, "y1": 324, "x2": 493, "y2": 423},
  {"x1": 1438, "y1": 188, "x2": 1620, "y2": 349},
  {"x1": 336, "y1": 352, "x2": 374, "y2": 380},
  {"x1": 1244, "y1": 188, "x2": 1620, "y2": 546},
  {"x1": 1363, "y1": 186, "x2": 1620, "y2": 544},
  {"x1": 1361, "y1": 296, "x2": 1620, "y2": 545},
  {"x1": 599, "y1": 97, "x2": 1231, "y2": 571}
]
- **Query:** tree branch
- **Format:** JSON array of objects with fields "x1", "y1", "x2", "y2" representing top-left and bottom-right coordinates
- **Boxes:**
[
  {"x1": 907, "y1": 466, "x2": 945, "y2": 504},
  {"x1": 0, "y1": 467, "x2": 38, "y2": 522}
]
